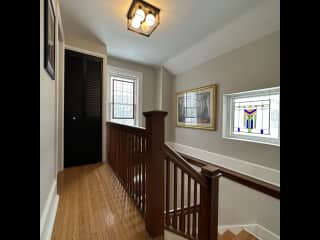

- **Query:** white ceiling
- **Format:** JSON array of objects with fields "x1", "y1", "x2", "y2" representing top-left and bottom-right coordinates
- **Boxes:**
[{"x1": 60, "y1": 0, "x2": 279, "y2": 74}]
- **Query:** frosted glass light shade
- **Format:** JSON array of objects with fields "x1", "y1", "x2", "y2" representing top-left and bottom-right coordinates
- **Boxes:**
[
  {"x1": 135, "y1": 8, "x2": 145, "y2": 22},
  {"x1": 146, "y1": 13, "x2": 155, "y2": 26},
  {"x1": 141, "y1": 22, "x2": 150, "y2": 32},
  {"x1": 131, "y1": 17, "x2": 141, "y2": 29}
]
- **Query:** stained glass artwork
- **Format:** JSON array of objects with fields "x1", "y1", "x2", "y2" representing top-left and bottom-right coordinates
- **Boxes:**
[
  {"x1": 112, "y1": 78, "x2": 134, "y2": 120},
  {"x1": 232, "y1": 94, "x2": 279, "y2": 138},
  {"x1": 244, "y1": 109, "x2": 256, "y2": 132},
  {"x1": 223, "y1": 86, "x2": 279, "y2": 145}
]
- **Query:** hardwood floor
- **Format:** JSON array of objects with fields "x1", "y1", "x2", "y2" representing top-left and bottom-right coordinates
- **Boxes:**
[{"x1": 52, "y1": 163, "x2": 155, "y2": 240}]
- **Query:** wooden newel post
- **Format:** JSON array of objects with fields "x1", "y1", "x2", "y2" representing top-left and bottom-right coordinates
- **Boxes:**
[
  {"x1": 143, "y1": 110, "x2": 168, "y2": 238},
  {"x1": 199, "y1": 165, "x2": 221, "y2": 240}
]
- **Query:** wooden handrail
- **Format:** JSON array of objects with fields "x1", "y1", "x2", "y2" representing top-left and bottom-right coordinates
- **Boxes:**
[
  {"x1": 164, "y1": 144, "x2": 208, "y2": 188},
  {"x1": 164, "y1": 143, "x2": 221, "y2": 240},
  {"x1": 179, "y1": 152, "x2": 280, "y2": 199},
  {"x1": 107, "y1": 121, "x2": 146, "y2": 134}
]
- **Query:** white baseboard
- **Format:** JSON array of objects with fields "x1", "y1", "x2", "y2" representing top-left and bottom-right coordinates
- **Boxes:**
[
  {"x1": 219, "y1": 224, "x2": 279, "y2": 240},
  {"x1": 166, "y1": 141, "x2": 280, "y2": 187},
  {"x1": 40, "y1": 180, "x2": 59, "y2": 240}
]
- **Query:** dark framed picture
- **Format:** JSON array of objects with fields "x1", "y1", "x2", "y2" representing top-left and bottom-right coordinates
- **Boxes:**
[
  {"x1": 44, "y1": 0, "x2": 55, "y2": 80},
  {"x1": 176, "y1": 84, "x2": 217, "y2": 130}
]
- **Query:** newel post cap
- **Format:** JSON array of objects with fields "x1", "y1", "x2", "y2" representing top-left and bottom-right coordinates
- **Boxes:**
[
  {"x1": 143, "y1": 110, "x2": 168, "y2": 117},
  {"x1": 201, "y1": 165, "x2": 221, "y2": 178}
]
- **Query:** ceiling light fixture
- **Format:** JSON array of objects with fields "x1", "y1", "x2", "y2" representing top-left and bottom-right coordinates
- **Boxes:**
[{"x1": 127, "y1": 0, "x2": 160, "y2": 37}]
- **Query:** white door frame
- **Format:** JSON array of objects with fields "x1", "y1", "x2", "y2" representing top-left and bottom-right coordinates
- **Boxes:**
[
  {"x1": 63, "y1": 44, "x2": 108, "y2": 164},
  {"x1": 55, "y1": 1, "x2": 65, "y2": 174}
]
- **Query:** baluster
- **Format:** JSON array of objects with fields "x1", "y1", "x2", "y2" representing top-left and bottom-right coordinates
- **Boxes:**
[
  {"x1": 180, "y1": 170, "x2": 185, "y2": 232},
  {"x1": 131, "y1": 134, "x2": 134, "y2": 197},
  {"x1": 166, "y1": 158, "x2": 170, "y2": 226},
  {"x1": 192, "y1": 180, "x2": 197, "y2": 237},
  {"x1": 138, "y1": 136, "x2": 141, "y2": 210},
  {"x1": 173, "y1": 164, "x2": 177, "y2": 229},
  {"x1": 142, "y1": 136, "x2": 146, "y2": 214},
  {"x1": 134, "y1": 134, "x2": 137, "y2": 202},
  {"x1": 187, "y1": 176, "x2": 191, "y2": 236}
]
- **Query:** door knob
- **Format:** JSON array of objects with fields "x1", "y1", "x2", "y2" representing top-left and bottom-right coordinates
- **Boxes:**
[{"x1": 72, "y1": 116, "x2": 77, "y2": 120}]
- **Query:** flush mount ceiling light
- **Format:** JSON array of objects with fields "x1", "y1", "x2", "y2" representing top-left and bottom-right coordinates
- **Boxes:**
[{"x1": 127, "y1": 0, "x2": 160, "y2": 37}]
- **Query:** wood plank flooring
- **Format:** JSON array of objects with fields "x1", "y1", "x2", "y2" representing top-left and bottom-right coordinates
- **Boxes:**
[{"x1": 52, "y1": 163, "x2": 155, "y2": 240}]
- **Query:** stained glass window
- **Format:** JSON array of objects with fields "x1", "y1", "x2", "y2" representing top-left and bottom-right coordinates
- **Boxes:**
[
  {"x1": 111, "y1": 77, "x2": 135, "y2": 125},
  {"x1": 223, "y1": 87, "x2": 279, "y2": 146}
]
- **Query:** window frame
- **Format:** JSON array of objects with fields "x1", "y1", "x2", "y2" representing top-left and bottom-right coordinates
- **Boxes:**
[
  {"x1": 222, "y1": 86, "x2": 280, "y2": 146},
  {"x1": 107, "y1": 65, "x2": 143, "y2": 126},
  {"x1": 111, "y1": 77, "x2": 135, "y2": 120}
]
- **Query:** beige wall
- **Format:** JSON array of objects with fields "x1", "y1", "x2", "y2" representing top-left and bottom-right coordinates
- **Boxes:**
[
  {"x1": 174, "y1": 31, "x2": 280, "y2": 170},
  {"x1": 165, "y1": 165, "x2": 280, "y2": 236},
  {"x1": 219, "y1": 177, "x2": 280, "y2": 236},
  {"x1": 107, "y1": 56, "x2": 158, "y2": 127},
  {"x1": 65, "y1": 35, "x2": 107, "y2": 56},
  {"x1": 40, "y1": 0, "x2": 60, "y2": 217},
  {"x1": 155, "y1": 68, "x2": 162, "y2": 110},
  {"x1": 160, "y1": 67, "x2": 175, "y2": 141}
]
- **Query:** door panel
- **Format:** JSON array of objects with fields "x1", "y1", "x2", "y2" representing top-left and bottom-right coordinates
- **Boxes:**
[{"x1": 64, "y1": 49, "x2": 102, "y2": 168}]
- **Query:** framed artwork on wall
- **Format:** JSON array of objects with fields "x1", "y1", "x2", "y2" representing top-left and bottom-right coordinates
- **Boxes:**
[
  {"x1": 44, "y1": 0, "x2": 55, "y2": 80},
  {"x1": 176, "y1": 84, "x2": 217, "y2": 130}
]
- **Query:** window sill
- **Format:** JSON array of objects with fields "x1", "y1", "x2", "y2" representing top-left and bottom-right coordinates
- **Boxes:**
[{"x1": 223, "y1": 135, "x2": 280, "y2": 147}]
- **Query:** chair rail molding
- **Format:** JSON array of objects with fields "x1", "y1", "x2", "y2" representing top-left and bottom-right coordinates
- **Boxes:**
[{"x1": 166, "y1": 142, "x2": 280, "y2": 188}]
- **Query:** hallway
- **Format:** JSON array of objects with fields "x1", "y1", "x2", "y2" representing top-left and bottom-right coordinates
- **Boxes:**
[{"x1": 52, "y1": 163, "x2": 153, "y2": 240}]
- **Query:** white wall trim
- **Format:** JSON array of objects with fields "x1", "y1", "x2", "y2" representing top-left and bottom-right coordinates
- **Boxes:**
[
  {"x1": 166, "y1": 141, "x2": 280, "y2": 187},
  {"x1": 65, "y1": 44, "x2": 107, "y2": 58},
  {"x1": 64, "y1": 44, "x2": 108, "y2": 163},
  {"x1": 40, "y1": 180, "x2": 59, "y2": 240},
  {"x1": 55, "y1": 0, "x2": 65, "y2": 42},
  {"x1": 219, "y1": 224, "x2": 279, "y2": 240},
  {"x1": 107, "y1": 65, "x2": 144, "y2": 127}
]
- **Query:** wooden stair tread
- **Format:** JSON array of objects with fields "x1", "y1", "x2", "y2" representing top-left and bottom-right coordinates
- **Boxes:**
[
  {"x1": 220, "y1": 230, "x2": 236, "y2": 240},
  {"x1": 219, "y1": 229, "x2": 258, "y2": 240},
  {"x1": 234, "y1": 229, "x2": 257, "y2": 240}
]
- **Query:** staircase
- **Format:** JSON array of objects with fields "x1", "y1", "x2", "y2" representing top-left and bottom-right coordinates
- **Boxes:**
[
  {"x1": 218, "y1": 229, "x2": 258, "y2": 240},
  {"x1": 107, "y1": 112, "x2": 263, "y2": 240}
]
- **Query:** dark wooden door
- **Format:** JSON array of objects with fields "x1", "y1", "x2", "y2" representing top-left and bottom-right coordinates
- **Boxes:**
[{"x1": 64, "y1": 49, "x2": 102, "y2": 168}]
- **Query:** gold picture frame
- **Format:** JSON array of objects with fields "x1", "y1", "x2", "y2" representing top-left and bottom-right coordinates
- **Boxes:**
[{"x1": 176, "y1": 84, "x2": 217, "y2": 130}]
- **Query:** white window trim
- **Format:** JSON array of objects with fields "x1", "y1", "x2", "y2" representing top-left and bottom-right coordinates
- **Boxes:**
[
  {"x1": 107, "y1": 65, "x2": 143, "y2": 127},
  {"x1": 222, "y1": 86, "x2": 280, "y2": 146}
]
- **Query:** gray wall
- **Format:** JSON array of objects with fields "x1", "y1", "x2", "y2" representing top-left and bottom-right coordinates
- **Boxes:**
[
  {"x1": 40, "y1": 0, "x2": 58, "y2": 216},
  {"x1": 161, "y1": 67, "x2": 175, "y2": 141},
  {"x1": 107, "y1": 56, "x2": 158, "y2": 126},
  {"x1": 174, "y1": 31, "x2": 280, "y2": 170}
]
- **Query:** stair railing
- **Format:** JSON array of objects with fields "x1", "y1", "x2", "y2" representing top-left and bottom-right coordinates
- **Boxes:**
[
  {"x1": 107, "y1": 110, "x2": 221, "y2": 240},
  {"x1": 106, "y1": 111, "x2": 167, "y2": 238},
  {"x1": 164, "y1": 143, "x2": 221, "y2": 240}
]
